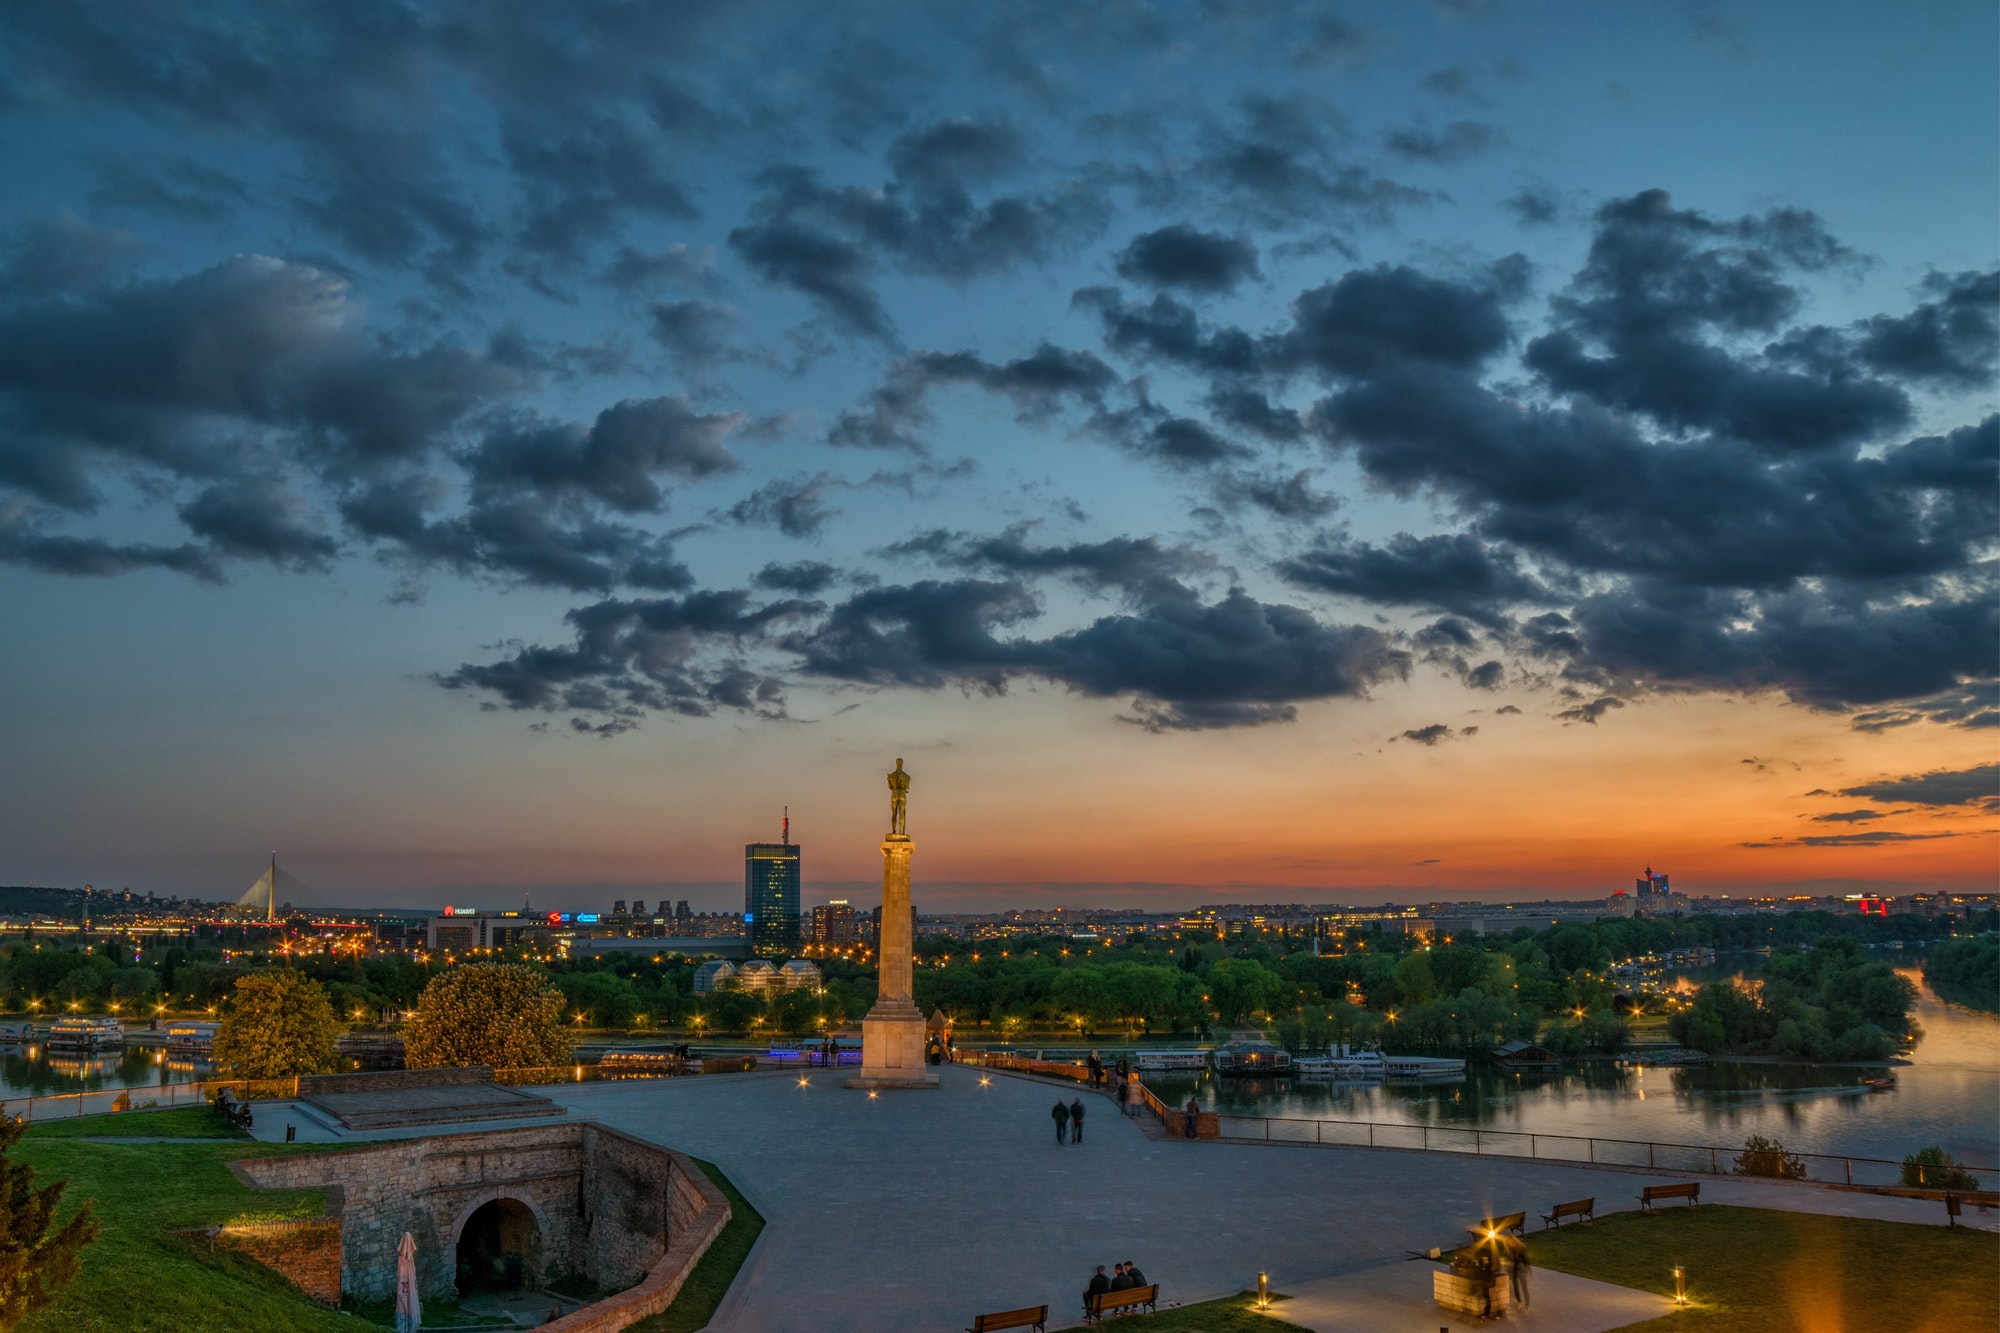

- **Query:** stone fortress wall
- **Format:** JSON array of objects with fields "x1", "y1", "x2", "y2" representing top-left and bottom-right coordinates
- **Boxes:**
[{"x1": 232, "y1": 1120, "x2": 729, "y2": 1320}]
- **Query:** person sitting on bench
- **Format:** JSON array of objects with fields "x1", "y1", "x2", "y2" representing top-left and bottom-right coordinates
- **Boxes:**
[
  {"x1": 1083, "y1": 1265, "x2": 1110, "y2": 1304},
  {"x1": 1109, "y1": 1263, "x2": 1132, "y2": 1290},
  {"x1": 1124, "y1": 1261, "x2": 1146, "y2": 1286}
]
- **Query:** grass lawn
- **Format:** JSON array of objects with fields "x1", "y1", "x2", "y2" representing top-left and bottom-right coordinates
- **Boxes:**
[
  {"x1": 1528, "y1": 1204, "x2": 1998, "y2": 1332},
  {"x1": 24, "y1": 1105, "x2": 248, "y2": 1140},
  {"x1": 630, "y1": 1157, "x2": 766, "y2": 1332},
  {"x1": 14, "y1": 1139, "x2": 351, "y2": 1333},
  {"x1": 1087, "y1": 1290, "x2": 1310, "y2": 1331}
]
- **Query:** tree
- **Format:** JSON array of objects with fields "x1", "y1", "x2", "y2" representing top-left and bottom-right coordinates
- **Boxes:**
[
  {"x1": 0, "y1": 1114, "x2": 97, "y2": 1329},
  {"x1": 213, "y1": 970, "x2": 341, "y2": 1079},
  {"x1": 1734, "y1": 1135, "x2": 1807, "y2": 1180},
  {"x1": 405, "y1": 963, "x2": 572, "y2": 1070}
]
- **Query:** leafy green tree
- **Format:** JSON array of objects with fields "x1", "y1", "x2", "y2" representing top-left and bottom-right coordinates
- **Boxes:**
[
  {"x1": 1901, "y1": 1146, "x2": 1981, "y2": 1190},
  {"x1": 1734, "y1": 1135, "x2": 1807, "y2": 1180},
  {"x1": 213, "y1": 970, "x2": 341, "y2": 1078},
  {"x1": 1207, "y1": 958, "x2": 1283, "y2": 1025},
  {"x1": 405, "y1": 963, "x2": 572, "y2": 1070},
  {"x1": 0, "y1": 1113, "x2": 98, "y2": 1329}
]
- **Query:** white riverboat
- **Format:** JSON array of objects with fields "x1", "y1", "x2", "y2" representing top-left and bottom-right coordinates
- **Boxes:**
[
  {"x1": 1292, "y1": 1043, "x2": 1466, "y2": 1081},
  {"x1": 1133, "y1": 1049, "x2": 1210, "y2": 1072},
  {"x1": 48, "y1": 1017, "x2": 125, "y2": 1052}
]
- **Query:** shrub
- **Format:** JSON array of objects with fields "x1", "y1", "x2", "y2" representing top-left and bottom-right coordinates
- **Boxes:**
[
  {"x1": 1901, "y1": 1146, "x2": 1981, "y2": 1190},
  {"x1": 1734, "y1": 1135, "x2": 1808, "y2": 1180},
  {"x1": 213, "y1": 970, "x2": 341, "y2": 1079},
  {"x1": 0, "y1": 1113, "x2": 97, "y2": 1327},
  {"x1": 404, "y1": 963, "x2": 572, "y2": 1070}
]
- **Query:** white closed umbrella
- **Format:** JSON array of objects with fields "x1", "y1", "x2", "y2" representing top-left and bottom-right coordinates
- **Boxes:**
[{"x1": 395, "y1": 1231, "x2": 422, "y2": 1333}]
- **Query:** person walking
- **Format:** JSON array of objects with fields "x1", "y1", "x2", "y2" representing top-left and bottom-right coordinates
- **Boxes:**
[
  {"x1": 1052, "y1": 1098, "x2": 1070, "y2": 1144},
  {"x1": 1183, "y1": 1094, "x2": 1199, "y2": 1139},
  {"x1": 1116, "y1": 1077, "x2": 1129, "y2": 1118},
  {"x1": 1070, "y1": 1095, "x2": 1086, "y2": 1143}
]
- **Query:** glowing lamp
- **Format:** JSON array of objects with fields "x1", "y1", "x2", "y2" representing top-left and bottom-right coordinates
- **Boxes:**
[
  {"x1": 1256, "y1": 1272, "x2": 1269, "y2": 1307},
  {"x1": 1673, "y1": 1265, "x2": 1687, "y2": 1305}
]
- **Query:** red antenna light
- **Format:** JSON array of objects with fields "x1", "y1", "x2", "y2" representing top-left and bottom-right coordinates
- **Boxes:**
[{"x1": 782, "y1": 806, "x2": 790, "y2": 845}]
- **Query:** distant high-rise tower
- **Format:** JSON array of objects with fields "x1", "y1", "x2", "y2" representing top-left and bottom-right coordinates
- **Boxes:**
[{"x1": 745, "y1": 816, "x2": 801, "y2": 955}]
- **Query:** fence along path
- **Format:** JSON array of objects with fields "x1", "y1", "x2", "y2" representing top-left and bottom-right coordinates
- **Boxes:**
[{"x1": 1156, "y1": 1094, "x2": 1993, "y2": 1192}]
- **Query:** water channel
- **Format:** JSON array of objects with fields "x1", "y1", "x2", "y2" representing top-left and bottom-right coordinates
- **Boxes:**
[
  {"x1": 1147, "y1": 966, "x2": 1998, "y2": 1169},
  {"x1": 0, "y1": 1044, "x2": 214, "y2": 1101}
]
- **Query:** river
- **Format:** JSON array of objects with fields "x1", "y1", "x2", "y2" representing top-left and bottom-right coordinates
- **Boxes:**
[
  {"x1": 1147, "y1": 966, "x2": 1998, "y2": 1169},
  {"x1": 0, "y1": 1043, "x2": 215, "y2": 1101}
]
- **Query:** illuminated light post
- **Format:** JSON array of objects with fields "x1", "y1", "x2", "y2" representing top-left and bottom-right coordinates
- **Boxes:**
[
  {"x1": 1673, "y1": 1266, "x2": 1687, "y2": 1305},
  {"x1": 1256, "y1": 1272, "x2": 1269, "y2": 1308}
]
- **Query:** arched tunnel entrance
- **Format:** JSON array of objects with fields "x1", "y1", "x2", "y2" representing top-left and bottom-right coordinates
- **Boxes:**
[{"x1": 455, "y1": 1197, "x2": 539, "y2": 1296}]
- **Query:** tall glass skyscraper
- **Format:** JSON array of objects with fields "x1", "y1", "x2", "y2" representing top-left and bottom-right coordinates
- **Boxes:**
[{"x1": 744, "y1": 840, "x2": 801, "y2": 955}]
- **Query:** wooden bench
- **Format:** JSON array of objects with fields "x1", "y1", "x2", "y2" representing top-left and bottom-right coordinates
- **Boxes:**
[
  {"x1": 968, "y1": 1304, "x2": 1047, "y2": 1331},
  {"x1": 1944, "y1": 1191, "x2": 2000, "y2": 1228},
  {"x1": 212, "y1": 1088, "x2": 253, "y2": 1130},
  {"x1": 1542, "y1": 1197, "x2": 1594, "y2": 1229},
  {"x1": 1468, "y1": 1211, "x2": 1526, "y2": 1238},
  {"x1": 1084, "y1": 1283, "x2": 1159, "y2": 1322},
  {"x1": 1640, "y1": 1183, "x2": 1699, "y2": 1210}
]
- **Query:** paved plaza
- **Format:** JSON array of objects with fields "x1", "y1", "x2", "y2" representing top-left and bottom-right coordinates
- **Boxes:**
[
  {"x1": 533, "y1": 1066, "x2": 1969, "y2": 1331},
  {"x1": 246, "y1": 1066, "x2": 1986, "y2": 1330}
]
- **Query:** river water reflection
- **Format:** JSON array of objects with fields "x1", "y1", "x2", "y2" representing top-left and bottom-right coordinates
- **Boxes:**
[
  {"x1": 0, "y1": 1044, "x2": 215, "y2": 1100},
  {"x1": 1149, "y1": 967, "x2": 1997, "y2": 1168}
]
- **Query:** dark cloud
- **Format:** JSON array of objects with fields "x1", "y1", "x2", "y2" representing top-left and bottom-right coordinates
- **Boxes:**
[
  {"x1": 1837, "y1": 764, "x2": 1998, "y2": 810},
  {"x1": 1743, "y1": 830, "x2": 1962, "y2": 849},
  {"x1": 883, "y1": 527, "x2": 1211, "y2": 606},
  {"x1": 0, "y1": 213, "x2": 146, "y2": 297},
  {"x1": 726, "y1": 475, "x2": 838, "y2": 540},
  {"x1": 728, "y1": 128, "x2": 1107, "y2": 340},
  {"x1": 1523, "y1": 190, "x2": 1903, "y2": 453},
  {"x1": 754, "y1": 560, "x2": 841, "y2": 595},
  {"x1": 1211, "y1": 468, "x2": 1338, "y2": 521},
  {"x1": 178, "y1": 476, "x2": 338, "y2": 570},
  {"x1": 829, "y1": 343, "x2": 1118, "y2": 451},
  {"x1": 0, "y1": 505, "x2": 221, "y2": 581},
  {"x1": 1555, "y1": 695, "x2": 1625, "y2": 725},
  {"x1": 1382, "y1": 119, "x2": 1504, "y2": 163},
  {"x1": 782, "y1": 578, "x2": 1408, "y2": 732},
  {"x1": 436, "y1": 590, "x2": 816, "y2": 721},
  {"x1": 469, "y1": 397, "x2": 739, "y2": 513},
  {"x1": 1393, "y1": 723, "x2": 1462, "y2": 745},
  {"x1": 1809, "y1": 810, "x2": 1887, "y2": 823},
  {"x1": 1280, "y1": 533, "x2": 1550, "y2": 624},
  {"x1": 1271, "y1": 259, "x2": 1526, "y2": 380},
  {"x1": 1854, "y1": 269, "x2": 1999, "y2": 389},
  {"x1": 1503, "y1": 186, "x2": 1562, "y2": 226},
  {"x1": 1847, "y1": 681, "x2": 2000, "y2": 733},
  {"x1": 1197, "y1": 94, "x2": 1432, "y2": 226},
  {"x1": 648, "y1": 301, "x2": 744, "y2": 370},
  {"x1": 1115, "y1": 225, "x2": 1260, "y2": 294}
]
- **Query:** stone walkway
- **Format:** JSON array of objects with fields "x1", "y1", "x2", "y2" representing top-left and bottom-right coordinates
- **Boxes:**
[{"x1": 532, "y1": 1064, "x2": 1979, "y2": 1332}]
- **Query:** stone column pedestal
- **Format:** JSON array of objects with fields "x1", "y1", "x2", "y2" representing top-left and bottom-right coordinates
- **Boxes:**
[{"x1": 849, "y1": 834, "x2": 937, "y2": 1089}]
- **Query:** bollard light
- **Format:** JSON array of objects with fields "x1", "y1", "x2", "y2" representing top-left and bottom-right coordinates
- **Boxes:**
[
  {"x1": 1256, "y1": 1271, "x2": 1269, "y2": 1308},
  {"x1": 1673, "y1": 1265, "x2": 1687, "y2": 1305}
]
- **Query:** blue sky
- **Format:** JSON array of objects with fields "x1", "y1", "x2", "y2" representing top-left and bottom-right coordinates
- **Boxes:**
[{"x1": 0, "y1": 2, "x2": 1993, "y2": 910}]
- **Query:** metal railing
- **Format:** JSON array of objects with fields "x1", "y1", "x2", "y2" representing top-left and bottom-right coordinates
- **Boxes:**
[
  {"x1": 0, "y1": 1076, "x2": 299, "y2": 1124},
  {"x1": 1167, "y1": 1100, "x2": 1993, "y2": 1193}
]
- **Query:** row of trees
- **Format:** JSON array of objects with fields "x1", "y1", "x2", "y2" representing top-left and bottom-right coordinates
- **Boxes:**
[
  {"x1": 1667, "y1": 937, "x2": 1915, "y2": 1060},
  {"x1": 212, "y1": 964, "x2": 572, "y2": 1079},
  {"x1": 1922, "y1": 935, "x2": 1997, "y2": 1014}
]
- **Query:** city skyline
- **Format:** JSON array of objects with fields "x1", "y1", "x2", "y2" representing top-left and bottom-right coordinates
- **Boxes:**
[{"x1": 1, "y1": 4, "x2": 1994, "y2": 908}]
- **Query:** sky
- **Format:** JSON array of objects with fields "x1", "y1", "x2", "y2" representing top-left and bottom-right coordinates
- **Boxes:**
[{"x1": 0, "y1": 1, "x2": 1994, "y2": 914}]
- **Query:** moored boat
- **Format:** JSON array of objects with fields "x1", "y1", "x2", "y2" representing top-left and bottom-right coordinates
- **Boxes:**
[{"x1": 48, "y1": 1017, "x2": 125, "y2": 1052}]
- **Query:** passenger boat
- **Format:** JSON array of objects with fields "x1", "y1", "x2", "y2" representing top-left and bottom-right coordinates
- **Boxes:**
[
  {"x1": 48, "y1": 1017, "x2": 125, "y2": 1052},
  {"x1": 1292, "y1": 1043, "x2": 1466, "y2": 1081},
  {"x1": 166, "y1": 1021, "x2": 220, "y2": 1056},
  {"x1": 1133, "y1": 1049, "x2": 1209, "y2": 1072},
  {"x1": 1210, "y1": 1037, "x2": 1293, "y2": 1077}
]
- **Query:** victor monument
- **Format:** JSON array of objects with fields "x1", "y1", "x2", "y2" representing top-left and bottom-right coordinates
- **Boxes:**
[{"x1": 848, "y1": 758, "x2": 937, "y2": 1089}]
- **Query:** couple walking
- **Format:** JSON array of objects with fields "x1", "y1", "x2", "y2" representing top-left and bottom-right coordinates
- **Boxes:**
[{"x1": 1051, "y1": 1095, "x2": 1088, "y2": 1143}]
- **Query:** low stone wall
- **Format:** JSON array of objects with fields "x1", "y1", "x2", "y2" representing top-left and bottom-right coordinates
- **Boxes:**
[
  {"x1": 297, "y1": 1066, "x2": 492, "y2": 1097},
  {"x1": 173, "y1": 1219, "x2": 344, "y2": 1307},
  {"x1": 538, "y1": 1157, "x2": 731, "y2": 1333},
  {"x1": 232, "y1": 1121, "x2": 728, "y2": 1313}
]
